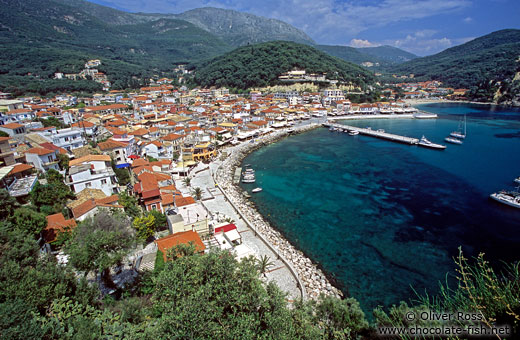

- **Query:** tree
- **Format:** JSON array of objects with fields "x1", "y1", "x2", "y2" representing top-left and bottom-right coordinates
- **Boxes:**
[
  {"x1": 30, "y1": 181, "x2": 75, "y2": 214},
  {"x1": 133, "y1": 214, "x2": 156, "y2": 241},
  {"x1": 65, "y1": 212, "x2": 135, "y2": 288},
  {"x1": 148, "y1": 210, "x2": 167, "y2": 231},
  {"x1": 191, "y1": 187, "x2": 203, "y2": 201},
  {"x1": 256, "y1": 255, "x2": 274, "y2": 278},
  {"x1": 57, "y1": 153, "x2": 69, "y2": 171},
  {"x1": 0, "y1": 189, "x2": 18, "y2": 220},
  {"x1": 0, "y1": 130, "x2": 9, "y2": 137},
  {"x1": 11, "y1": 207, "x2": 47, "y2": 237},
  {"x1": 118, "y1": 192, "x2": 141, "y2": 217},
  {"x1": 183, "y1": 177, "x2": 191, "y2": 187}
]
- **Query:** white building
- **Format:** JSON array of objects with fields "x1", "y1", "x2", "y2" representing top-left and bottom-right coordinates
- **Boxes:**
[
  {"x1": 40, "y1": 127, "x2": 86, "y2": 152},
  {"x1": 67, "y1": 155, "x2": 118, "y2": 196},
  {"x1": 25, "y1": 147, "x2": 60, "y2": 172}
]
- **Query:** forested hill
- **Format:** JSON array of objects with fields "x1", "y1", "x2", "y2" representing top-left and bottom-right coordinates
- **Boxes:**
[
  {"x1": 0, "y1": 0, "x2": 232, "y2": 95},
  {"x1": 192, "y1": 41, "x2": 376, "y2": 90},
  {"x1": 390, "y1": 29, "x2": 520, "y2": 89}
]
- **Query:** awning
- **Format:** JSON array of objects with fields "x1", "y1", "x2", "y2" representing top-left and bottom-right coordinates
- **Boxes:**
[
  {"x1": 224, "y1": 229, "x2": 241, "y2": 243},
  {"x1": 128, "y1": 155, "x2": 139, "y2": 159},
  {"x1": 115, "y1": 163, "x2": 130, "y2": 168}
]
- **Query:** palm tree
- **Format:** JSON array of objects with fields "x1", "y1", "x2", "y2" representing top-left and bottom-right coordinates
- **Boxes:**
[
  {"x1": 183, "y1": 177, "x2": 191, "y2": 187},
  {"x1": 256, "y1": 255, "x2": 274, "y2": 278},
  {"x1": 192, "y1": 187, "x2": 203, "y2": 201}
]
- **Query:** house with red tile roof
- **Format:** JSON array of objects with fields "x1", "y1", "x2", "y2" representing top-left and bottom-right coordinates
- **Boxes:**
[
  {"x1": 0, "y1": 123, "x2": 26, "y2": 137},
  {"x1": 155, "y1": 230, "x2": 206, "y2": 261},
  {"x1": 44, "y1": 213, "x2": 77, "y2": 243},
  {"x1": 71, "y1": 195, "x2": 123, "y2": 221},
  {"x1": 67, "y1": 155, "x2": 118, "y2": 196},
  {"x1": 25, "y1": 147, "x2": 60, "y2": 172}
]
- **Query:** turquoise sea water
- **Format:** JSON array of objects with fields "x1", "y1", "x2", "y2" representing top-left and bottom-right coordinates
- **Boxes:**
[{"x1": 240, "y1": 103, "x2": 520, "y2": 314}]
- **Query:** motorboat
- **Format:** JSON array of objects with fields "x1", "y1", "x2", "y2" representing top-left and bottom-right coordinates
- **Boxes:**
[
  {"x1": 490, "y1": 190, "x2": 520, "y2": 209},
  {"x1": 417, "y1": 135, "x2": 446, "y2": 150},
  {"x1": 252, "y1": 187, "x2": 263, "y2": 193},
  {"x1": 514, "y1": 177, "x2": 520, "y2": 184},
  {"x1": 444, "y1": 137, "x2": 463, "y2": 144},
  {"x1": 349, "y1": 130, "x2": 359, "y2": 136},
  {"x1": 242, "y1": 177, "x2": 256, "y2": 183},
  {"x1": 413, "y1": 111, "x2": 438, "y2": 119}
]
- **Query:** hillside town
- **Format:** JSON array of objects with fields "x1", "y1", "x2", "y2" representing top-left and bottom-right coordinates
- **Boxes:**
[{"x1": 0, "y1": 77, "x2": 471, "y2": 300}]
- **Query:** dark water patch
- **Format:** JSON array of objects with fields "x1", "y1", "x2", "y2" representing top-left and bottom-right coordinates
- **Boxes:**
[{"x1": 495, "y1": 131, "x2": 520, "y2": 139}]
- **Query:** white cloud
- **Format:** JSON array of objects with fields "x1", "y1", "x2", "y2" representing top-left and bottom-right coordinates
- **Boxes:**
[
  {"x1": 349, "y1": 39, "x2": 380, "y2": 48},
  {"x1": 463, "y1": 16, "x2": 473, "y2": 23}
]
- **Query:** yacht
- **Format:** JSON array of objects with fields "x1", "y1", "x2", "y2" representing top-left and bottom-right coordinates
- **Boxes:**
[
  {"x1": 450, "y1": 115, "x2": 467, "y2": 139},
  {"x1": 490, "y1": 190, "x2": 520, "y2": 209},
  {"x1": 252, "y1": 187, "x2": 263, "y2": 193},
  {"x1": 242, "y1": 176, "x2": 256, "y2": 183},
  {"x1": 444, "y1": 137, "x2": 463, "y2": 145},
  {"x1": 514, "y1": 177, "x2": 520, "y2": 184},
  {"x1": 417, "y1": 135, "x2": 446, "y2": 150},
  {"x1": 413, "y1": 111, "x2": 438, "y2": 119}
]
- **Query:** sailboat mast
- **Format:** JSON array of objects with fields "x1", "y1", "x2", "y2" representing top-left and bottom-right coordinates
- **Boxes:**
[{"x1": 464, "y1": 115, "x2": 467, "y2": 136}]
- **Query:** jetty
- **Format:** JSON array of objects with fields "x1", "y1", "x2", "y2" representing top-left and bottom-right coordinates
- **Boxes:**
[
  {"x1": 233, "y1": 167, "x2": 242, "y2": 185},
  {"x1": 323, "y1": 122, "x2": 446, "y2": 150}
]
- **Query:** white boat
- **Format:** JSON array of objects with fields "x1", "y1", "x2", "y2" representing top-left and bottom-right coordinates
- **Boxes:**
[
  {"x1": 417, "y1": 135, "x2": 446, "y2": 150},
  {"x1": 349, "y1": 130, "x2": 359, "y2": 136},
  {"x1": 445, "y1": 137, "x2": 463, "y2": 144},
  {"x1": 450, "y1": 115, "x2": 467, "y2": 139},
  {"x1": 490, "y1": 191, "x2": 520, "y2": 209},
  {"x1": 377, "y1": 129, "x2": 385, "y2": 133},
  {"x1": 287, "y1": 128, "x2": 295, "y2": 133},
  {"x1": 515, "y1": 177, "x2": 520, "y2": 184},
  {"x1": 242, "y1": 178, "x2": 256, "y2": 183},
  {"x1": 252, "y1": 187, "x2": 263, "y2": 193},
  {"x1": 413, "y1": 111, "x2": 438, "y2": 119}
]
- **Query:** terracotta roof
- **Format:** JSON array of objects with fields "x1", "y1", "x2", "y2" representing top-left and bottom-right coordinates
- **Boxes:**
[
  {"x1": 0, "y1": 137, "x2": 11, "y2": 142},
  {"x1": 161, "y1": 193, "x2": 174, "y2": 205},
  {"x1": 175, "y1": 196, "x2": 196, "y2": 207},
  {"x1": 44, "y1": 213, "x2": 77, "y2": 243},
  {"x1": 98, "y1": 139, "x2": 128, "y2": 151},
  {"x1": 131, "y1": 158, "x2": 150, "y2": 168},
  {"x1": 1, "y1": 123, "x2": 24, "y2": 129},
  {"x1": 155, "y1": 230, "x2": 205, "y2": 261},
  {"x1": 84, "y1": 104, "x2": 128, "y2": 111},
  {"x1": 39, "y1": 142, "x2": 68, "y2": 155},
  {"x1": 10, "y1": 163, "x2": 34, "y2": 174},
  {"x1": 71, "y1": 121, "x2": 95, "y2": 128},
  {"x1": 69, "y1": 154, "x2": 110, "y2": 166},
  {"x1": 162, "y1": 133, "x2": 183, "y2": 141},
  {"x1": 26, "y1": 147, "x2": 55, "y2": 156},
  {"x1": 71, "y1": 199, "x2": 96, "y2": 219}
]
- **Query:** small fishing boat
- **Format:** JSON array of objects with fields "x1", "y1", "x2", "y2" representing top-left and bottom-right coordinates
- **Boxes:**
[{"x1": 252, "y1": 187, "x2": 263, "y2": 193}]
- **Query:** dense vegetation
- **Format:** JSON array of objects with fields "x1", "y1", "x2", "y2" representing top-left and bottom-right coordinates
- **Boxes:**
[
  {"x1": 317, "y1": 45, "x2": 417, "y2": 67},
  {"x1": 0, "y1": 0, "x2": 232, "y2": 95},
  {"x1": 192, "y1": 41, "x2": 376, "y2": 90},
  {"x1": 1, "y1": 179, "x2": 519, "y2": 339},
  {"x1": 390, "y1": 29, "x2": 520, "y2": 89}
]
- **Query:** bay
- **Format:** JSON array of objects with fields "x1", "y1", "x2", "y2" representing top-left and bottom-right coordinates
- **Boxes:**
[{"x1": 240, "y1": 103, "x2": 520, "y2": 314}]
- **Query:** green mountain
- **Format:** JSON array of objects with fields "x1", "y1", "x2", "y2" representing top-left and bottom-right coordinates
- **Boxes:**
[
  {"x1": 53, "y1": 1, "x2": 315, "y2": 47},
  {"x1": 316, "y1": 45, "x2": 416, "y2": 67},
  {"x1": 191, "y1": 41, "x2": 375, "y2": 90},
  {"x1": 390, "y1": 29, "x2": 520, "y2": 89},
  {"x1": 0, "y1": 0, "x2": 232, "y2": 95},
  {"x1": 357, "y1": 45, "x2": 417, "y2": 64}
]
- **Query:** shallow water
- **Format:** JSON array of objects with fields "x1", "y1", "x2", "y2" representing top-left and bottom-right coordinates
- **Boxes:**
[{"x1": 241, "y1": 103, "x2": 520, "y2": 313}]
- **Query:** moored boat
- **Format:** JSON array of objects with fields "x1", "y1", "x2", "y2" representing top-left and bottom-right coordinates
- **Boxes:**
[
  {"x1": 252, "y1": 187, "x2": 263, "y2": 193},
  {"x1": 514, "y1": 177, "x2": 520, "y2": 184},
  {"x1": 490, "y1": 190, "x2": 520, "y2": 209},
  {"x1": 349, "y1": 130, "x2": 359, "y2": 136},
  {"x1": 413, "y1": 111, "x2": 438, "y2": 119},
  {"x1": 445, "y1": 137, "x2": 463, "y2": 144},
  {"x1": 417, "y1": 135, "x2": 446, "y2": 150}
]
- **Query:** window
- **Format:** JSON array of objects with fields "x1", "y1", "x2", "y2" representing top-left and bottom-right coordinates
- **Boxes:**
[
  {"x1": 101, "y1": 179, "x2": 107, "y2": 185},
  {"x1": 151, "y1": 204, "x2": 157, "y2": 210},
  {"x1": 85, "y1": 183, "x2": 91, "y2": 188}
]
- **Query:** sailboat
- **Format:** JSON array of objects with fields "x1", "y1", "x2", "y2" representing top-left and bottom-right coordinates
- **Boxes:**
[{"x1": 450, "y1": 115, "x2": 467, "y2": 139}]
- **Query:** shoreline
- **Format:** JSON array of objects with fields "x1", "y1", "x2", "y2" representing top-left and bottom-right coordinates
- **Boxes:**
[
  {"x1": 405, "y1": 98, "x2": 504, "y2": 107},
  {"x1": 214, "y1": 123, "x2": 345, "y2": 300}
]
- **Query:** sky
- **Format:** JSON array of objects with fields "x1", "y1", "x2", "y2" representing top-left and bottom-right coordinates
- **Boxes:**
[{"x1": 90, "y1": 0, "x2": 520, "y2": 56}]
